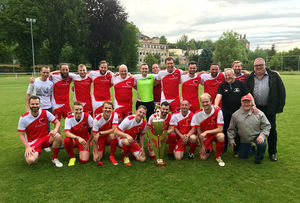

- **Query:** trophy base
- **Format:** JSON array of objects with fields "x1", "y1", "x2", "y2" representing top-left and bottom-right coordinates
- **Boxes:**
[{"x1": 154, "y1": 159, "x2": 166, "y2": 167}]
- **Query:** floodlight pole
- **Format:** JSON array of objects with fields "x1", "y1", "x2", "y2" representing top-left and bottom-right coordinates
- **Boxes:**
[{"x1": 26, "y1": 18, "x2": 36, "y2": 75}]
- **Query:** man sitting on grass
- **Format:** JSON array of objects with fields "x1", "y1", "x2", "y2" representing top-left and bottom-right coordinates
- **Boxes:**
[{"x1": 18, "y1": 96, "x2": 63, "y2": 167}]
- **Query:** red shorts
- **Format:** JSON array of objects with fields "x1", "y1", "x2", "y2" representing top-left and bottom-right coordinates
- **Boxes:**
[
  {"x1": 29, "y1": 135, "x2": 51, "y2": 153},
  {"x1": 115, "y1": 106, "x2": 132, "y2": 120},
  {"x1": 73, "y1": 139, "x2": 90, "y2": 152},
  {"x1": 118, "y1": 137, "x2": 140, "y2": 156},
  {"x1": 202, "y1": 134, "x2": 217, "y2": 151},
  {"x1": 189, "y1": 101, "x2": 200, "y2": 113},
  {"x1": 53, "y1": 104, "x2": 71, "y2": 120},
  {"x1": 169, "y1": 98, "x2": 180, "y2": 113},
  {"x1": 174, "y1": 138, "x2": 198, "y2": 152},
  {"x1": 97, "y1": 134, "x2": 110, "y2": 151}
]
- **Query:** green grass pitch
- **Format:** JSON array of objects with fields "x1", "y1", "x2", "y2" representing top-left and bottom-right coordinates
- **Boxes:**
[{"x1": 0, "y1": 74, "x2": 299, "y2": 202}]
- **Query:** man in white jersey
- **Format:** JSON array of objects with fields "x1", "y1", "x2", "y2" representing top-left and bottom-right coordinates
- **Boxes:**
[{"x1": 18, "y1": 96, "x2": 63, "y2": 167}]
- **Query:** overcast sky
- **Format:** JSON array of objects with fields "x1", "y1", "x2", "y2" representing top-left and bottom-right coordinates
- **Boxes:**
[{"x1": 119, "y1": 0, "x2": 300, "y2": 51}]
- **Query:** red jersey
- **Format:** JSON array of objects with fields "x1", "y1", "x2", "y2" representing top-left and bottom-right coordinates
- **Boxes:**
[
  {"x1": 235, "y1": 73, "x2": 246, "y2": 82},
  {"x1": 153, "y1": 74, "x2": 161, "y2": 103},
  {"x1": 92, "y1": 112, "x2": 118, "y2": 133},
  {"x1": 64, "y1": 112, "x2": 93, "y2": 141},
  {"x1": 18, "y1": 109, "x2": 57, "y2": 143},
  {"x1": 170, "y1": 110, "x2": 194, "y2": 135},
  {"x1": 111, "y1": 75, "x2": 134, "y2": 109},
  {"x1": 73, "y1": 75, "x2": 92, "y2": 103},
  {"x1": 88, "y1": 71, "x2": 112, "y2": 102},
  {"x1": 117, "y1": 115, "x2": 147, "y2": 140},
  {"x1": 181, "y1": 74, "x2": 201, "y2": 103},
  {"x1": 201, "y1": 72, "x2": 225, "y2": 105}
]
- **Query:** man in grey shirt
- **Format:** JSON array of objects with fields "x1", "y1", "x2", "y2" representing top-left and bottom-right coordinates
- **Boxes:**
[{"x1": 228, "y1": 95, "x2": 271, "y2": 164}]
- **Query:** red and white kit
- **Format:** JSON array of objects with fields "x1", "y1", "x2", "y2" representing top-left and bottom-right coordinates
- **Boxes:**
[
  {"x1": 117, "y1": 115, "x2": 147, "y2": 156},
  {"x1": 88, "y1": 71, "x2": 112, "y2": 116},
  {"x1": 170, "y1": 110, "x2": 197, "y2": 152},
  {"x1": 157, "y1": 69, "x2": 183, "y2": 113},
  {"x1": 64, "y1": 112, "x2": 93, "y2": 151},
  {"x1": 17, "y1": 109, "x2": 57, "y2": 153},
  {"x1": 73, "y1": 75, "x2": 92, "y2": 115},
  {"x1": 181, "y1": 74, "x2": 202, "y2": 113},
  {"x1": 111, "y1": 75, "x2": 134, "y2": 120},
  {"x1": 201, "y1": 73, "x2": 225, "y2": 107},
  {"x1": 51, "y1": 73, "x2": 76, "y2": 120},
  {"x1": 234, "y1": 73, "x2": 246, "y2": 82},
  {"x1": 92, "y1": 112, "x2": 118, "y2": 151},
  {"x1": 191, "y1": 106, "x2": 224, "y2": 158},
  {"x1": 153, "y1": 74, "x2": 161, "y2": 105}
]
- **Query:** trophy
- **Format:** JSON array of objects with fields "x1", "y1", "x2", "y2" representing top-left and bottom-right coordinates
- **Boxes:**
[{"x1": 146, "y1": 112, "x2": 168, "y2": 167}]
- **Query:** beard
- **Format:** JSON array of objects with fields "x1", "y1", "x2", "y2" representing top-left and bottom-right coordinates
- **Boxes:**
[
  {"x1": 61, "y1": 72, "x2": 69, "y2": 79},
  {"x1": 234, "y1": 69, "x2": 241, "y2": 75},
  {"x1": 211, "y1": 72, "x2": 218, "y2": 77},
  {"x1": 30, "y1": 107, "x2": 39, "y2": 113}
]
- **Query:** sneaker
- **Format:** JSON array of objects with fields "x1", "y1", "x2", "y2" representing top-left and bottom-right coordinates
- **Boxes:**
[
  {"x1": 188, "y1": 153, "x2": 195, "y2": 159},
  {"x1": 44, "y1": 147, "x2": 51, "y2": 152},
  {"x1": 216, "y1": 157, "x2": 225, "y2": 167},
  {"x1": 52, "y1": 158, "x2": 63, "y2": 167},
  {"x1": 123, "y1": 156, "x2": 131, "y2": 166},
  {"x1": 168, "y1": 153, "x2": 175, "y2": 160},
  {"x1": 97, "y1": 161, "x2": 103, "y2": 166},
  {"x1": 68, "y1": 158, "x2": 76, "y2": 167},
  {"x1": 109, "y1": 156, "x2": 118, "y2": 165}
]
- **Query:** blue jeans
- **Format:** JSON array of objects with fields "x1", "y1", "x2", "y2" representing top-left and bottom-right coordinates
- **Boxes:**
[{"x1": 239, "y1": 139, "x2": 267, "y2": 162}]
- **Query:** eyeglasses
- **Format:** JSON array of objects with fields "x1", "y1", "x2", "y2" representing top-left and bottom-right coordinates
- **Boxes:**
[{"x1": 254, "y1": 64, "x2": 265, "y2": 68}]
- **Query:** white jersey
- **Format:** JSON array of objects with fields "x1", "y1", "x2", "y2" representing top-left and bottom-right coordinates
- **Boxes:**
[
  {"x1": 92, "y1": 112, "x2": 119, "y2": 133},
  {"x1": 27, "y1": 78, "x2": 53, "y2": 109},
  {"x1": 117, "y1": 115, "x2": 147, "y2": 140},
  {"x1": 191, "y1": 106, "x2": 224, "y2": 127}
]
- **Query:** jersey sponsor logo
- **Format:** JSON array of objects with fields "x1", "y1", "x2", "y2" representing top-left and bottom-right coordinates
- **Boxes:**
[
  {"x1": 233, "y1": 88, "x2": 240, "y2": 93},
  {"x1": 126, "y1": 81, "x2": 133, "y2": 86}
]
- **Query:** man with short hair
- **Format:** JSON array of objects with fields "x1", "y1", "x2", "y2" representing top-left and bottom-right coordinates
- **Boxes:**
[
  {"x1": 64, "y1": 102, "x2": 93, "y2": 166},
  {"x1": 152, "y1": 64, "x2": 161, "y2": 106},
  {"x1": 191, "y1": 93, "x2": 225, "y2": 166},
  {"x1": 228, "y1": 95, "x2": 271, "y2": 164},
  {"x1": 18, "y1": 96, "x2": 63, "y2": 167},
  {"x1": 169, "y1": 100, "x2": 198, "y2": 160},
  {"x1": 200, "y1": 64, "x2": 225, "y2": 108},
  {"x1": 181, "y1": 61, "x2": 202, "y2": 113},
  {"x1": 114, "y1": 105, "x2": 147, "y2": 166},
  {"x1": 232, "y1": 60, "x2": 248, "y2": 82},
  {"x1": 92, "y1": 101, "x2": 119, "y2": 166},
  {"x1": 111, "y1": 64, "x2": 134, "y2": 122},
  {"x1": 156, "y1": 57, "x2": 184, "y2": 113},
  {"x1": 245, "y1": 58, "x2": 286, "y2": 162}
]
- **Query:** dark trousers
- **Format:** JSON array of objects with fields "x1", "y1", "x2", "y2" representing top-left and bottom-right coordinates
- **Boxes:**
[
  {"x1": 136, "y1": 100, "x2": 154, "y2": 122},
  {"x1": 257, "y1": 106, "x2": 277, "y2": 155},
  {"x1": 239, "y1": 139, "x2": 267, "y2": 162},
  {"x1": 222, "y1": 108, "x2": 240, "y2": 154},
  {"x1": 45, "y1": 107, "x2": 53, "y2": 132}
]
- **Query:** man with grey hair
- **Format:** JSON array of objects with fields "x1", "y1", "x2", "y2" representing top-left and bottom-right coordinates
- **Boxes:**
[{"x1": 245, "y1": 58, "x2": 286, "y2": 162}]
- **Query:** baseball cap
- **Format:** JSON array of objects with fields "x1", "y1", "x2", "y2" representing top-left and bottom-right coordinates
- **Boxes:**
[{"x1": 241, "y1": 95, "x2": 252, "y2": 101}]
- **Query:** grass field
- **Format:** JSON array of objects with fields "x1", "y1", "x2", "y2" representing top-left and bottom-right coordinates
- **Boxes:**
[{"x1": 0, "y1": 74, "x2": 299, "y2": 202}]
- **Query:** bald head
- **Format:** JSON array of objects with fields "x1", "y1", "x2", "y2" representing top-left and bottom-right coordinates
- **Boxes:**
[{"x1": 119, "y1": 64, "x2": 128, "y2": 79}]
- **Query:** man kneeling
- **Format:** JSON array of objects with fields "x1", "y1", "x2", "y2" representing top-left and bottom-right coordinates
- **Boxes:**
[
  {"x1": 114, "y1": 105, "x2": 147, "y2": 166},
  {"x1": 18, "y1": 96, "x2": 63, "y2": 167},
  {"x1": 64, "y1": 102, "x2": 93, "y2": 166}
]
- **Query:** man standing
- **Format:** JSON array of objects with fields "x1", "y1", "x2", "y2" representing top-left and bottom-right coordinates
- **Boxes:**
[
  {"x1": 111, "y1": 64, "x2": 134, "y2": 122},
  {"x1": 191, "y1": 93, "x2": 225, "y2": 166},
  {"x1": 245, "y1": 58, "x2": 286, "y2": 162},
  {"x1": 114, "y1": 106, "x2": 147, "y2": 166},
  {"x1": 232, "y1": 60, "x2": 248, "y2": 82},
  {"x1": 228, "y1": 95, "x2": 271, "y2": 164},
  {"x1": 214, "y1": 68, "x2": 252, "y2": 155},
  {"x1": 88, "y1": 60, "x2": 113, "y2": 117},
  {"x1": 169, "y1": 100, "x2": 198, "y2": 160},
  {"x1": 181, "y1": 61, "x2": 202, "y2": 113},
  {"x1": 200, "y1": 64, "x2": 225, "y2": 108},
  {"x1": 156, "y1": 57, "x2": 183, "y2": 113},
  {"x1": 152, "y1": 64, "x2": 161, "y2": 106},
  {"x1": 18, "y1": 96, "x2": 63, "y2": 167},
  {"x1": 64, "y1": 102, "x2": 93, "y2": 166},
  {"x1": 92, "y1": 101, "x2": 119, "y2": 166}
]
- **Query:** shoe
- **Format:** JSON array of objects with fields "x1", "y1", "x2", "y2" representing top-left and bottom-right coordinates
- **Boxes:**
[
  {"x1": 52, "y1": 158, "x2": 63, "y2": 167},
  {"x1": 216, "y1": 157, "x2": 225, "y2": 167},
  {"x1": 97, "y1": 161, "x2": 103, "y2": 166},
  {"x1": 234, "y1": 153, "x2": 239, "y2": 158},
  {"x1": 269, "y1": 154, "x2": 278, "y2": 162},
  {"x1": 109, "y1": 156, "x2": 118, "y2": 165},
  {"x1": 68, "y1": 158, "x2": 76, "y2": 166},
  {"x1": 255, "y1": 160, "x2": 262, "y2": 164},
  {"x1": 123, "y1": 156, "x2": 131, "y2": 166},
  {"x1": 44, "y1": 147, "x2": 51, "y2": 152},
  {"x1": 188, "y1": 153, "x2": 195, "y2": 159},
  {"x1": 168, "y1": 153, "x2": 175, "y2": 160}
]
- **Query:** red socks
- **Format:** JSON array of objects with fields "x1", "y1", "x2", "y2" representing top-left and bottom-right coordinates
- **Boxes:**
[
  {"x1": 216, "y1": 141, "x2": 225, "y2": 158},
  {"x1": 168, "y1": 134, "x2": 176, "y2": 154}
]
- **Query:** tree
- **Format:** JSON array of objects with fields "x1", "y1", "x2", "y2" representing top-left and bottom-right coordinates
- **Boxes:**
[
  {"x1": 213, "y1": 31, "x2": 248, "y2": 69},
  {"x1": 159, "y1": 36, "x2": 167, "y2": 44},
  {"x1": 268, "y1": 44, "x2": 276, "y2": 58},
  {"x1": 145, "y1": 53, "x2": 159, "y2": 68},
  {"x1": 176, "y1": 35, "x2": 188, "y2": 50},
  {"x1": 198, "y1": 46, "x2": 213, "y2": 71}
]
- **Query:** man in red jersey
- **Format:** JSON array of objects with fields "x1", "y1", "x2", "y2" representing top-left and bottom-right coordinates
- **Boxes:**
[
  {"x1": 111, "y1": 64, "x2": 134, "y2": 122},
  {"x1": 92, "y1": 101, "x2": 119, "y2": 166},
  {"x1": 156, "y1": 57, "x2": 184, "y2": 113},
  {"x1": 64, "y1": 102, "x2": 93, "y2": 166},
  {"x1": 232, "y1": 60, "x2": 249, "y2": 82},
  {"x1": 169, "y1": 100, "x2": 198, "y2": 160},
  {"x1": 200, "y1": 64, "x2": 225, "y2": 108},
  {"x1": 89, "y1": 60, "x2": 113, "y2": 117},
  {"x1": 152, "y1": 64, "x2": 161, "y2": 106},
  {"x1": 114, "y1": 106, "x2": 147, "y2": 166},
  {"x1": 191, "y1": 93, "x2": 226, "y2": 166},
  {"x1": 18, "y1": 96, "x2": 63, "y2": 167},
  {"x1": 72, "y1": 64, "x2": 92, "y2": 115},
  {"x1": 181, "y1": 61, "x2": 202, "y2": 113}
]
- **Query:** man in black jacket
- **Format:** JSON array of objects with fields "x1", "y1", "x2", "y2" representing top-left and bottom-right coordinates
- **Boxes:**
[{"x1": 245, "y1": 58, "x2": 286, "y2": 162}]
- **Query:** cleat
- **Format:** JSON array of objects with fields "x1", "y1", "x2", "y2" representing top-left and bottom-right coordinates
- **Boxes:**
[
  {"x1": 97, "y1": 161, "x2": 103, "y2": 166},
  {"x1": 52, "y1": 158, "x2": 63, "y2": 167},
  {"x1": 216, "y1": 157, "x2": 225, "y2": 167},
  {"x1": 68, "y1": 158, "x2": 76, "y2": 166},
  {"x1": 168, "y1": 153, "x2": 175, "y2": 160},
  {"x1": 188, "y1": 153, "x2": 195, "y2": 159},
  {"x1": 109, "y1": 156, "x2": 118, "y2": 165},
  {"x1": 44, "y1": 147, "x2": 51, "y2": 152},
  {"x1": 123, "y1": 156, "x2": 131, "y2": 166}
]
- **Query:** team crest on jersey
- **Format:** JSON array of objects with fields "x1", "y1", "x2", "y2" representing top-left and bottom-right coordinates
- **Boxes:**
[
  {"x1": 224, "y1": 89, "x2": 228, "y2": 92},
  {"x1": 105, "y1": 76, "x2": 110, "y2": 80},
  {"x1": 193, "y1": 80, "x2": 199, "y2": 85},
  {"x1": 39, "y1": 118, "x2": 46, "y2": 124}
]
